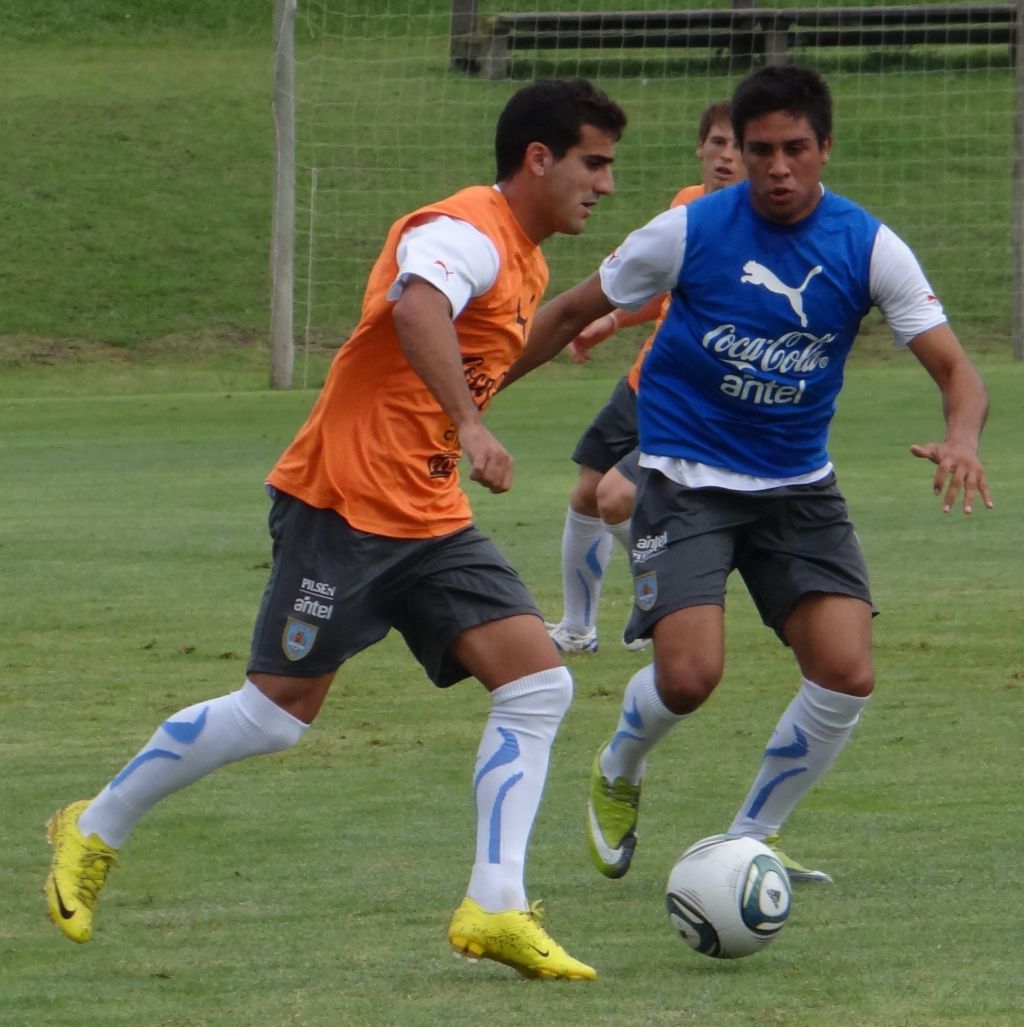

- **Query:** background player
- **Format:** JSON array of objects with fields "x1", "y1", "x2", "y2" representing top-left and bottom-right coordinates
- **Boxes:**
[
  {"x1": 545, "y1": 102, "x2": 743, "y2": 655},
  {"x1": 44, "y1": 78, "x2": 627, "y2": 982}
]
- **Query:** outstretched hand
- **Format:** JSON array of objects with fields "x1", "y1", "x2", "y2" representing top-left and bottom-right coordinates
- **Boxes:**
[
  {"x1": 909, "y1": 441, "x2": 993, "y2": 514},
  {"x1": 568, "y1": 313, "x2": 618, "y2": 364}
]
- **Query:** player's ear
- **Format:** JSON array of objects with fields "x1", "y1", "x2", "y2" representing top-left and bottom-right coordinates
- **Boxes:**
[
  {"x1": 820, "y1": 137, "x2": 833, "y2": 163},
  {"x1": 524, "y1": 140, "x2": 554, "y2": 177}
]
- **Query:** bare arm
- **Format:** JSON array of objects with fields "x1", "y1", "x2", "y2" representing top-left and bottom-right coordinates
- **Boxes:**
[
  {"x1": 392, "y1": 277, "x2": 513, "y2": 494},
  {"x1": 906, "y1": 323, "x2": 992, "y2": 514},
  {"x1": 499, "y1": 272, "x2": 613, "y2": 391}
]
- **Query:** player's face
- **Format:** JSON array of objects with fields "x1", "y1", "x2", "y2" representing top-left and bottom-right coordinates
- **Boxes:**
[
  {"x1": 697, "y1": 120, "x2": 743, "y2": 193},
  {"x1": 740, "y1": 111, "x2": 831, "y2": 224},
  {"x1": 542, "y1": 123, "x2": 617, "y2": 236}
]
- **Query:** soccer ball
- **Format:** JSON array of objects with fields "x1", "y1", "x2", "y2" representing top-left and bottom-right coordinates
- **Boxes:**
[{"x1": 665, "y1": 834, "x2": 792, "y2": 959}]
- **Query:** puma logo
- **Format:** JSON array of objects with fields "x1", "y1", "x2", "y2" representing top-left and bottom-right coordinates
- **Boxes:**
[{"x1": 740, "y1": 260, "x2": 823, "y2": 327}]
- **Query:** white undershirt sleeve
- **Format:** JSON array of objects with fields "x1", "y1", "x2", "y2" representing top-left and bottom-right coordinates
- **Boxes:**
[
  {"x1": 599, "y1": 205, "x2": 688, "y2": 311},
  {"x1": 388, "y1": 216, "x2": 500, "y2": 319},
  {"x1": 869, "y1": 224, "x2": 947, "y2": 347}
]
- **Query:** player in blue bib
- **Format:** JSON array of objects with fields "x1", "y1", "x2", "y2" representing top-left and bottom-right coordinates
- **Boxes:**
[
  {"x1": 640, "y1": 180, "x2": 879, "y2": 476},
  {"x1": 505, "y1": 65, "x2": 992, "y2": 884}
]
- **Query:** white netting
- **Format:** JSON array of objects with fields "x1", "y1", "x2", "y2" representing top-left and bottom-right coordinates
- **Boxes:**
[{"x1": 290, "y1": 0, "x2": 1020, "y2": 366}]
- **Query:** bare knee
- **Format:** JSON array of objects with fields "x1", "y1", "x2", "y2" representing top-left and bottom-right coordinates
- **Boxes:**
[
  {"x1": 786, "y1": 595, "x2": 874, "y2": 698},
  {"x1": 248, "y1": 671, "x2": 335, "y2": 725},
  {"x1": 806, "y1": 658, "x2": 875, "y2": 698},
  {"x1": 569, "y1": 466, "x2": 603, "y2": 518},
  {"x1": 650, "y1": 607, "x2": 725, "y2": 714},
  {"x1": 596, "y1": 470, "x2": 635, "y2": 526},
  {"x1": 653, "y1": 661, "x2": 721, "y2": 716}
]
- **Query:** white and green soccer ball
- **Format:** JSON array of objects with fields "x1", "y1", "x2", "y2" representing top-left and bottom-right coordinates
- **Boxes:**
[{"x1": 666, "y1": 834, "x2": 792, "y2": 959}]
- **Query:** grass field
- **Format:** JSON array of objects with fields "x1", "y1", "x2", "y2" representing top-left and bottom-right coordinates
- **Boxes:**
[
  {"x1": 3, "y1": 4, "x2": 1022, "y2": 1024},
  {"x1": 3, "y1": 353, "x2": 1022, "y2": 1026}
]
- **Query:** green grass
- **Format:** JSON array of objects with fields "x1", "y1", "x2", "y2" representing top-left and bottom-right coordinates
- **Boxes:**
[
  {"x1": 4, "y1": 0, "x2": 270, "y2": 41},
  {"x1": 2, "y1": 6, "x2": 1022, "y2": 1021},
  {"x1": 0, "y1": 41, "x2": 274, "y2": 346},
  {"x1": 3, "y1": 354, "x2": 1022, "y2": 1026}
]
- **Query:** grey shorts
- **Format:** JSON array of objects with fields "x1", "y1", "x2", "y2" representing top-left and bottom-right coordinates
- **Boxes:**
[
  {"x1": 625, "y1": 471, "x2": 873, "y2": 646},
  {"x1": 613, "y1": 449, "x2": 642, "y2": 484},
  {"x1": 248, "y1": 491, "x2": 541, "y2": 687},
  {"x1": 571, "y1": 376, "x2": 638, "y2": 474}
]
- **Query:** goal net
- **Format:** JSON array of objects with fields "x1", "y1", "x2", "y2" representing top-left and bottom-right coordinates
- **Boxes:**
[{"x1": 281, "y1": 0, "x2": 1022, "y2": 379}]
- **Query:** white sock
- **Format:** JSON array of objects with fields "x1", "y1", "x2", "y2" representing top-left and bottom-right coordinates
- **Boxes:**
[
  {"x1": 467, "y1": 667, "x2": 573, "y2": 912},
  {"x1": 603, "y1": 517, "x2": 632, "y2": 554},
  {"x1": 78, "y1": 680, "x2": 308, "y2": 848},
  {"x1": 599, "y1": 664, "x2": 686, "y2": 785},
  {"x1": 728, "y1": 677, "x2": 868, "y2": 839},
  {"x1": 559, "y1": 507, "x2": 613, "y2": 632}
]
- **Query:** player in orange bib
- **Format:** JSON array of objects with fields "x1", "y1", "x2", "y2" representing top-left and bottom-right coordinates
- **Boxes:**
[
  {"x1": 270, "y1": 184, "x2": 551, "y2": 538},
  {"x1": 44, "y1": 79, "x2": 626, "y2": 981},
  {"x1": 545, "y1": 102, "x2": 744, "y2": 655}
]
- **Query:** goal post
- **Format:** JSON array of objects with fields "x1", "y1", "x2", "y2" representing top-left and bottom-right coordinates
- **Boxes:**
[
  {"x1": 270, "y1": 0, "x2": 297, "y2": 389},
  {"x1": 1013, "y1": 0, "x2": 1024, "y2": 359}
]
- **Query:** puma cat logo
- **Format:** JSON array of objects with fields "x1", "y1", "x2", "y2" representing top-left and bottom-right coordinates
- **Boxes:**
[{"x1": 741, "y1": 260, "x2": 823, "y2": 327}]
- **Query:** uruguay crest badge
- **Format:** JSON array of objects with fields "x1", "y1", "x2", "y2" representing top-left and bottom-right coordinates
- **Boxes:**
[
  {"x1": 282, "y1": 617, "x2": 317, "y2": 661},
  {"x1": 634, "y1": 571, "x2": 658, "y2": 611}
]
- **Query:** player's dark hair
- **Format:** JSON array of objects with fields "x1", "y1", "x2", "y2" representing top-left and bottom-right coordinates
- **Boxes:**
[
  {"x1": 697, "y1": 100, "x2": 732, "y2": 144},
  {"x1": 494, "y1": 78, "x2": 627, "y2": 181},
  {"x1": 730, "y1": 65, "x2": 832, "y2": 147}
]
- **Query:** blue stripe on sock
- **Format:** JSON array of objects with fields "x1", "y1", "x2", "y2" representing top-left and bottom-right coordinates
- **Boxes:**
[
  {"x1": 622, "y1": 697, "x2": 642, "y2": 730},
  {"x1": 573, "y1": 570, "x2": 594, "y2": 627},
  {"x1": 746, "y1": 766, "x2": 808, "y2": 819},
  {"x1": 610, "y1": 729, "x2": 643, "y2": 752},
  {"x1": 111, "y1": 748, "x2": 182, "y2": 788},
  {"x1": 487, "y1": 771, "x2": 524, "y2": 863},
  {"x1": 474, "y1": 727, "x2": 520, "y2": 793},
  {"x1": 585, "y1": 539, "x2": 606, "y2": 579},
  {"x1": 764, "y1": 724, "x2": 809, "y2": 759}
]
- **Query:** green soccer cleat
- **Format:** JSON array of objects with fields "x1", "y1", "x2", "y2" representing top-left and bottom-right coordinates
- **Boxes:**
[
  {"x1": 447, "y1": 898, "x2": 596, "y2": 981},
  {"x1": 766, "y1": 834, "x2": 833, "y2": 884},
  {"x1": 44, "y1": 800, "x2": 119, "y2": 943},
  {"x1": 586, "y1": 745, "x2": 641, "y2": 879}
]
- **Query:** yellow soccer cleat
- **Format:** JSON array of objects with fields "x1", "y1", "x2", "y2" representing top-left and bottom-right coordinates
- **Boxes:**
[
  {"x1": 765, "y1": 834, "x2": 834, "y2": 885},
  {"x1": 44, "y1": 800, "x2": 119, "y2": 943},
  {"x1": 447, "y1": 897, "x2": 596, "y2": 981}
]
